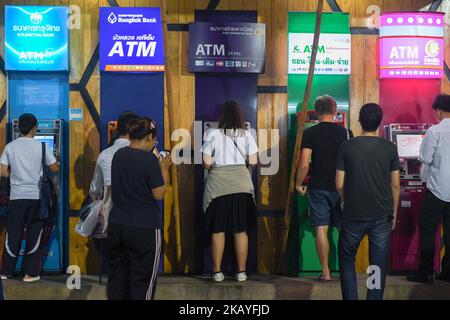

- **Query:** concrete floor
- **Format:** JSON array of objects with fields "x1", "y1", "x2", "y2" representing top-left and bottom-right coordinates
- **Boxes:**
[{"x1": 2, "y1": 274, "x2": 450, "y2": 300}]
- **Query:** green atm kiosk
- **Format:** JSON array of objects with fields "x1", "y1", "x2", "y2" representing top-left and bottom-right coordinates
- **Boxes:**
[{"x1": 287, "y1": 12, "x2": 351, "y2": 275}]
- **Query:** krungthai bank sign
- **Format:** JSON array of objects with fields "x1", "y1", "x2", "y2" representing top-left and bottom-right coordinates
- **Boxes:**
[{"x1": 5, "y1": 5, "x2": 69, "y2": 71}]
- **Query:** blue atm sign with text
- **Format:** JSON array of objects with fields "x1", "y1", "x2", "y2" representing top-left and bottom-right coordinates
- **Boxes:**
[
  {"x1": 5, "y1": 6, "x2": 69, "y2": 71},
  {"x1": 100, "y1": 7, "x2": 165, "y2": 72},
  {"x1": 189, "y1": 22, "x2": 266, "y2": 74}
]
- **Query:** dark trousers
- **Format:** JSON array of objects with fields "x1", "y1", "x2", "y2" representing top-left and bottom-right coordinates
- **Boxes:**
[
  {"x1": 2, "y1": 200, "x2": 44, "y2": 276},
  {"x1": 0, "y1": 277, "x2": 3, "y2": 300},
  {"x1": 339, "y1": 216, "x2": 392, "y2": 300},
  {"x1": 419, "y1": 191, "x2": 450, "y2": 276},
  {"x1": 106, "y1": 223, "x2": 161, "y2": 300}
]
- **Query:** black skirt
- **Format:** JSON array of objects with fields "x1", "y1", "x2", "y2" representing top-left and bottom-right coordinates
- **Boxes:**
[{"x1": 205, "y1": 193, "x2": 256, "y2": 235}]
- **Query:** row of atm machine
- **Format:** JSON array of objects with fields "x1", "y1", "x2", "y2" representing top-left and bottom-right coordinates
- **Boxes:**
[
  {"x1": 1, "y1": 115, "x2": 441, "y2": 274},
  {"x1": 301, "y1": 111, "x2": 441, "y2": 273}
]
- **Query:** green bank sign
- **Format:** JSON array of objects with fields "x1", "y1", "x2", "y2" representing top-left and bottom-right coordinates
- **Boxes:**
[{"x1": 288, "y1": 33, "x2": 351, "y2": 75}]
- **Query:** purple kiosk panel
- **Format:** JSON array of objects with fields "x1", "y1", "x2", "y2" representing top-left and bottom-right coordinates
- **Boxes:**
[{"x1": 194, "y1": 10, "x2": 258, "y2": 275}]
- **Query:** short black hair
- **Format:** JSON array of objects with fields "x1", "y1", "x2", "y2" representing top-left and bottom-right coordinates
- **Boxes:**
[
  {"x1": 128, "y1": 117, "x2": 157, "y2": 140},
  {"x1": 314, "y1": 95, "x2": 337, "y2": 116},
  {"x1": 359, "y1": 103, "x2": 383, "y2": 132},
  {"x1": 18, "y1": 113, "x2": 37, "y2": 135},
  {"x1": 117, "y1": 111, "x2": 139, "y2": 136},
  {"x1": 432, "y1": 94, "x2": 450, "y2": 113}
]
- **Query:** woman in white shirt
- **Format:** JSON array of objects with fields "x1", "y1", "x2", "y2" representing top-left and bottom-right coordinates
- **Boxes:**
[{"x1": 201, "y1": 101, "x2": 258, "y2": 282}]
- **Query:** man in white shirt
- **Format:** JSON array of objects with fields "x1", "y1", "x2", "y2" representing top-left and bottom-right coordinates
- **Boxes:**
[
  {"x1": 408, "y1": 94, "x2": 450, "y2": 284},
  {"x1": 0, "y1": 114, "x2": 59, "y2": 282},
  {"x1": 89, "y1": 112, "x2": 138, "y2": 233}
]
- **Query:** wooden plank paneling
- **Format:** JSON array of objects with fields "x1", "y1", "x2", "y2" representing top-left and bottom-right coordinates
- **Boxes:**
[
  {"x1": 273, "y1": 0, "x2": 287, "y2": 86},
  {"x1": 176, "y1": 0, "x2": 196, "y2": 274},
  {"x1": 349, "y1": 35, "x2": 365, "y2": 136},
  {"x1": 1, "y1": 0, "x2": 448, "y2": 276},
  {"x1": 257, "y1": 0, "x2": 273, "y2": 86}
]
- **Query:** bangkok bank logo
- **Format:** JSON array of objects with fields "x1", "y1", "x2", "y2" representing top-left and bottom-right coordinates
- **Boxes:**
[
  {"x1": 30, "y1": 12, "x2": 43, "y2": 25},
  {"x1": 425, "y1": 40, "x2": 440, "y2": 58},
  {"x1": 108, "y1": 12, "x2": 117, "y2": 24}
]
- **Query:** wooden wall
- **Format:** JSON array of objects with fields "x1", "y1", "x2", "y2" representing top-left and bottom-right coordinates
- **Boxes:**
[{"x1": 0, "y1": 0, "x2": 447, "y2": 275}]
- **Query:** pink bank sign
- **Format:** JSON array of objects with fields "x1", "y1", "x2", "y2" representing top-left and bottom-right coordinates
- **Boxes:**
[
  {"x1": 380, "y1": 37, "x2": 444, "y2": 78},
  {"x1": 379, "y1": 12, "x2": 444, "y2": 79}
]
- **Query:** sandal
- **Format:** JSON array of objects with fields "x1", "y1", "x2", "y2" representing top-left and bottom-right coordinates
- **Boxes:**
[{"x1": 317, "y1": 274, "x2": 331, "y2": 282}]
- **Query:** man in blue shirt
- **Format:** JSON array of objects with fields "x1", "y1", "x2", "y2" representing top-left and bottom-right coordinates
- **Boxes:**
[{"x1": 408, "y1": 94, "x2": 450, "y2": 284}]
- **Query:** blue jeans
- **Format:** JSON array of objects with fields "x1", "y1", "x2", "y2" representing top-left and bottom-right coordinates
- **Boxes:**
[{"x1": 338, "y1": 216, "x2": 393, "y2": 300}]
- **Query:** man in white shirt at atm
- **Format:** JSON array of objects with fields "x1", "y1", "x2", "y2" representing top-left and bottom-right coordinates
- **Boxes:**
[
  {"x1": 0, "y1": 114, "x2": 59, "y2": 282},
  {"x1": 408, "y1": 94, "x2": 450, "y2": 284},
  {"x1": 89, "y1": 111, "x2": 138, "y2": 233}
]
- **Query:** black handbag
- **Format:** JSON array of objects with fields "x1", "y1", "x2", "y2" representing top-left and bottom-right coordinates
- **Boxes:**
[{"x1": 39, "y1": 143, "x2": 57, "y2": 220}]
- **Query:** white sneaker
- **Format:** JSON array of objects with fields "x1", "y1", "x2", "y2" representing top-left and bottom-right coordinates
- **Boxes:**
[
  {"x1": 212, "y1": 272, "x2": 225, "y2": 282},
  {"x1": 23, "y1": 276, "x2": 40, "y2": 283},
  {"x1": 235, "y1": 272, "x2": 247, "y2": 282},
  {"x1": 1, "y1": 275, "x2": 10, "y2": 280}
]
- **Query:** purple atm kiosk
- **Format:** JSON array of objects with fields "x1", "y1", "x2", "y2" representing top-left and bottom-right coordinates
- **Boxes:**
[
  {"x1": 385, "y1": 124, "x2": 441, "y2": 272},
  {"x1": 190, "y1": 10, "x2": 265, "y2": 275}
]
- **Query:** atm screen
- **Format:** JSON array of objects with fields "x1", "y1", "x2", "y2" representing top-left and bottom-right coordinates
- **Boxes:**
[
  {"x1": 34, "y1": 135, "x2": 55, "y2": 155},
  {"x1": 396, "y1": 134, "x2": 424, "y2": 158}
]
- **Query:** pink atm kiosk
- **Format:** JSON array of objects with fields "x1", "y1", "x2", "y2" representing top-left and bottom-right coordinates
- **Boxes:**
[
  {"x1": 384, "y1": 124, "x2": 441, "y2": 272},
  {"x1": 379, "y1": 12, "x2": 445, "y2": 273}
]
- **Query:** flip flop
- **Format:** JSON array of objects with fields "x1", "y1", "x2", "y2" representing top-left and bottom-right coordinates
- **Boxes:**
[{"x1": 317, "y1": 274, "x2": 331, "y2": 282}]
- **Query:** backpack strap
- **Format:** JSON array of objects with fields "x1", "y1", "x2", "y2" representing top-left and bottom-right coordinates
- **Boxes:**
[{"x1": 41, "y1": 142, "x2": 48, "y2": 178}]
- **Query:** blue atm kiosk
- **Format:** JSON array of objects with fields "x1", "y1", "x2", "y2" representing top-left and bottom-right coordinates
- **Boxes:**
[
  {"x1": 4, "y1": 5, "x2": 70, "y2": 273},
  {"x1": 11, "y1": 119, "x2": 65, "y2": 272}
]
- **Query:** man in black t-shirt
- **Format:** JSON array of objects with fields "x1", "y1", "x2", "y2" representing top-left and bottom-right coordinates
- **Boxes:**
[
  {"x1": 336, "y1": 103, "x2": 400, "y2": 300},
  {"x1": 296, "y1": 95, "x2": 352, "y2": 282}
]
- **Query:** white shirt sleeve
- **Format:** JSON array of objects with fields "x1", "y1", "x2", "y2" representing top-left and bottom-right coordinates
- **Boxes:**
[
  {"x1": 201, "y1": 129, "x2": 215, "y2": 156},
  {"x1": 419, "y1": 130, "x2": 437, "y2": 165},
  {"x1": 89, "y1": 156, "x2": 105, "y2": 199},
  {"x1": 45, "y1": 144, "x2": 57, "y2": 165},
  {"x1": 0, "y1": 145, "x2": 10, "y2": 166},
  {"x1": 246, "y1": 131, "x2": 259, "y2": 156},
  {"x1": 420, "y1": 163, "x2": 430, "y2": 183}
]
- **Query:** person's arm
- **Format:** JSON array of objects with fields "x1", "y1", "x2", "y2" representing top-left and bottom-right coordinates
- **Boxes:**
[
  {"x1": 418, "y1": 130, "x2": 436, "y2": 165},
  {"x1": 247, "y1": 132, "x2": 259, "y2": 167},
  {"x1": 391, "y1": 170, "x2": 401, "y2": 231},
  {"x1": 49, "y1": 162, "x2": 60, "y2": 174},
  {"x1": 44, "y1": 145, "x2": 60, "y2": 173},
  {"x1": 248, "y1": 153, "x2": 258, "y2": 167},
  {"x1": 0, "y1": 146, "x2": 10, "y2": 177},
  {"x1": 295, "y1": 148, "x2": 312, "y2": 196},
  {"x1": 152, "y1": 153, "x2": 171, "y2": 201},
  {"x1": 335, "y1": 170, "x2": 345, "y2": 200},
  {"x1": 201, "y1": 130, "x2": 215, "y2": 170},
  {"x1": 203, "y1": 153, "x2": 214, "y2": 170},
  {"x1": 335, "y1": 143, "x2": 347, "y2": 201},
  {"x1": 390, "y1": 144, "x2": 401, "y2": 231},
  {"x1": 89, "y1": 159, "x2": 104, "y2": 200}
]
